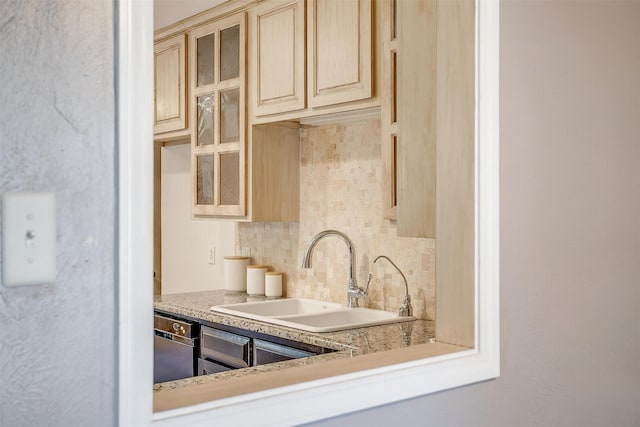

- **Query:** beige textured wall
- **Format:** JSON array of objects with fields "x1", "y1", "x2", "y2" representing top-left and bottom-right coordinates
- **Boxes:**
[
  {"x1": 238, "y1": 120, "x2": 436, "y2": 320},
  {"x1": 0, "y1": 0, "x2": 115, "y2": 425}
]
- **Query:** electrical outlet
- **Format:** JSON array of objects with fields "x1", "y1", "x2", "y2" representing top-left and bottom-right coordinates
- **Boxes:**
[{"x1": 208, "y1": 244, "x2": 215, "y2": 265}]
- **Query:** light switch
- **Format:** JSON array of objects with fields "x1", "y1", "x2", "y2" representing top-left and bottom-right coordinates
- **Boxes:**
[{"x1": 2, "y1": 192, "x2": 57, "y2": 286}]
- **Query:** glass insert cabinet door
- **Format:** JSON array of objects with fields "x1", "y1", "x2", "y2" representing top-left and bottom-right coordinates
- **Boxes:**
[{"x1": 190, "y1": 12, "x2": 245, "y2": 217}]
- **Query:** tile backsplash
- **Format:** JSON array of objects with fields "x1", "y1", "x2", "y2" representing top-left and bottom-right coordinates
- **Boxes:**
[{"x1": 238, "y1": 119, "x2": 435, "y2": 320}]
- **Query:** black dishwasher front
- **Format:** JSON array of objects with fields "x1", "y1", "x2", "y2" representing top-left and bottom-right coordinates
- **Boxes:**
[
  {"x1": 198, "y1": 324, "x2": 332, "y2": 375},
  {"x1": 154, "y1": 313, "x2": 199, "y2": 383}
]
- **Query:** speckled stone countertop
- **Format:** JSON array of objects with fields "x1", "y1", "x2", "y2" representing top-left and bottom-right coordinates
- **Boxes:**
[{"x1": 153, "y1": 290, "x2": 434, "y2": 392}]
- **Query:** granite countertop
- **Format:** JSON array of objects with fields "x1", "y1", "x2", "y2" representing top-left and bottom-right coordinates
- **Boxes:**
[{"x1": 153, "y1": 290, "x2": 434, "y2": 392}]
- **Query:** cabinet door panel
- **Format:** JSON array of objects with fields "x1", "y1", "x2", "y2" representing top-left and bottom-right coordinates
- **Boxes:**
[
  {"x1": 154, "y1": 34, "x2": 187, "y2": 134},
  {"x1": 251, "y1": 0, "x2": 305, "y2": 116},
  {"x1": 219, "y1": 152, "x2": 240, "y2": 206},
  {"x1": 315, "y1": 1, "x2": 359, "y2": 89},
  {"x1": 196, "y1": 93, "x2": 216, "y2": 146},
  {"x1": 307, "y1": 0, "x2": 372, "y2": 108},
  {"x1": 220, "y1": 24, "x2": 240, "y2": 81},
  {"x1": 155, "y1": 49, "x2": 180, "y2": 121},
  {"x1": 197, "y1": 33, "x2": 215, "y2": 87},
  {"x1": 220, "y1": 88, "x2": 240, "y2": 143},
  {"x1": 196, "y1": 154, "x2": 215, "y2": 205}
]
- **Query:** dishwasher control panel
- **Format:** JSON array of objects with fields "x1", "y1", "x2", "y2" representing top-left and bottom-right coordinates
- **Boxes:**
[{"x1": 154, "y1": 314, "x2": 196, "y2": 338}]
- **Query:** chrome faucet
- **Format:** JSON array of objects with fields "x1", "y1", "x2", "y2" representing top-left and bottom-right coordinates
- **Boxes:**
[
  {"x1": 372, "y1": 255, "x2": 413, "y2": 317},
  {"x1": 300, "y1": 230, "x2": 367, "y2": 308}
]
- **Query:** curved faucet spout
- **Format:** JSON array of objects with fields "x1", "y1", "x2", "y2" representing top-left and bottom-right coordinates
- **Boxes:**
[
  {"x1": 301, "y1": 230, "x2": 362, "y2": 307},
  {"x1": 373, "y1": 255, "x2": 413, "y2": 317},
  {"x1": 301, "y1": 230, "x2": 355, "y2": 278}
]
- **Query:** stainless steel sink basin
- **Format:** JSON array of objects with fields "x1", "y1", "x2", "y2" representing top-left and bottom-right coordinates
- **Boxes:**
[{"x1": 211, "y1": 298, "x2": 415, "y2": 333}]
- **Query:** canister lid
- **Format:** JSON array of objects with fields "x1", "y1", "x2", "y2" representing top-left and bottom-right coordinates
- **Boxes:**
[
  {"x1": 265, "y1": 272, "x2": 282, "y2": 275},
  {"x1": 247, "y1": 264, "x2": 269, "y2": 269},
  {"x1": 224, "y1": 256, "x2": 249, "y2": 260}
]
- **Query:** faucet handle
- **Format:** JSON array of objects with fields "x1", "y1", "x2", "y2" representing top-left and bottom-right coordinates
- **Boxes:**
[
  {"x1": 399, "y1": 294, "x2": 413, "y2": 317},
  {"x1": 364, "y1": 273, "x2": 373, "y2": 295},
  {"x1": 348, "y1": 276, "x2": 369, "y2": 300}
]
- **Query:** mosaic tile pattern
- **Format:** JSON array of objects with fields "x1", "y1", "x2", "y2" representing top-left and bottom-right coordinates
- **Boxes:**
[{"x1": 238, "y1": 119, "x2": 436, "y2": 320}]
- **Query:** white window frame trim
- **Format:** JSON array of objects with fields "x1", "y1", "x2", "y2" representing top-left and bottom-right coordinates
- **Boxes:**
[{"x1": 117, "y1": 0, "x2": 499, "y2": 425}]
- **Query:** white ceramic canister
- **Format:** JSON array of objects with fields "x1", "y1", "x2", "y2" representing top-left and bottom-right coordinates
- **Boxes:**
[
  {"x1": 246, "y1": 265, "x2": 269, "y2": 296},
  {"x1": 224, "y1": 256, "x2": 250, "y2": 292},
  {"x1": 265, "y1": 272, "x2": 283, "y2": 297}
]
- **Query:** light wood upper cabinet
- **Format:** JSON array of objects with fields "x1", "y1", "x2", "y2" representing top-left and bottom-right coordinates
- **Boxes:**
[
  {"x1": 248, "y1": 123, "x2": 300, "y2": 222},
  {"x1": 190, "y1": 13, "x2": 247, "y2": 217},
  {"x1": 307, "y1": 0, "x2": 372, "y2": 108},
  {"x1": 392, "y1": 0, "x2": 475, "y2": 262},
  {"x1": 186, "y1": 9, "x2": 300, "y2": 221},
  {"x1": 154, "y1": 34, "x2": 188, "y2": 136},
  {"x1": 250, "y1": 0, "x2": 306, "y2": 116}
]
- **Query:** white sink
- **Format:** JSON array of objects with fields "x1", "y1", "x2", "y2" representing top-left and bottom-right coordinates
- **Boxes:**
[
  {"x1": 211, "y1": 298, "x2": 415, "y2": 333},
  {"x1": 212, "y1": 298, "x2": 342, "y2": 318}
]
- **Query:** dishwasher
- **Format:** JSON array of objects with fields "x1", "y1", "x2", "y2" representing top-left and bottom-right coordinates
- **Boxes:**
[{"x1": 153, "y1": 313, "x2": 199, "y2": 383}]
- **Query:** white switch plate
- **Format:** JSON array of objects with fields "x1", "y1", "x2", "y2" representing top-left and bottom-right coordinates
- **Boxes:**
[{"x1": 2, "y1": 192, "x2": 57, "y2": 286}]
